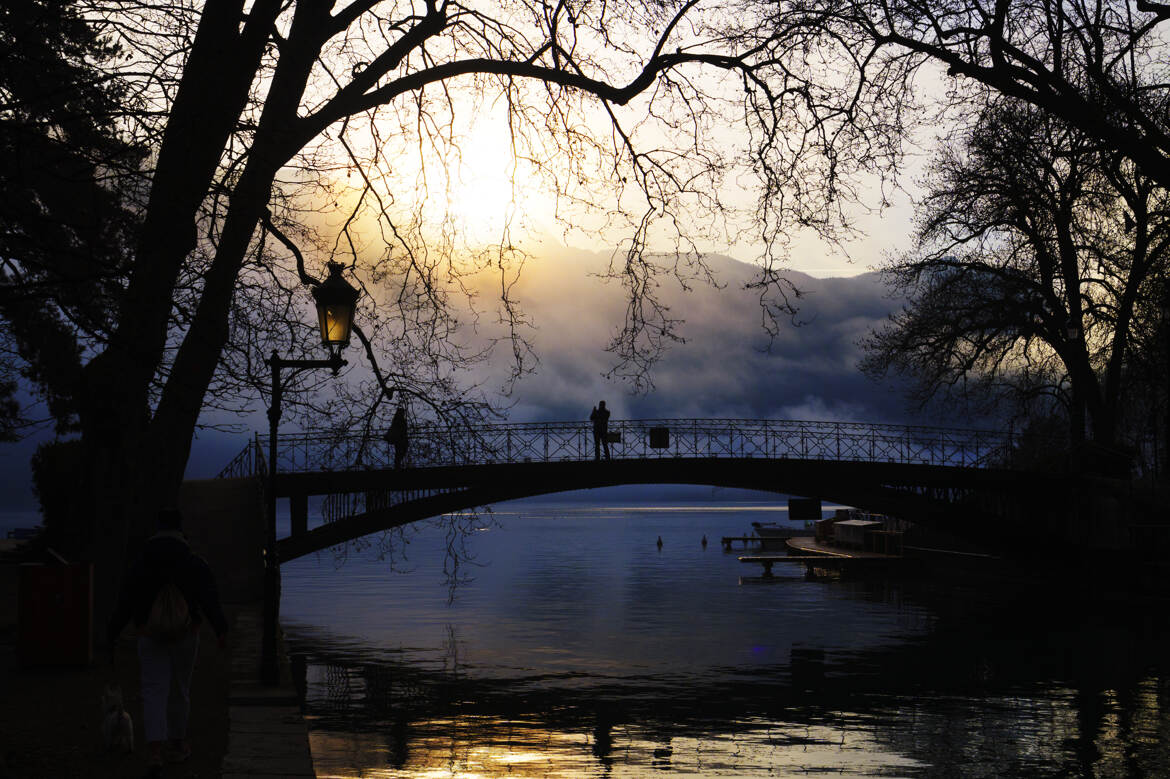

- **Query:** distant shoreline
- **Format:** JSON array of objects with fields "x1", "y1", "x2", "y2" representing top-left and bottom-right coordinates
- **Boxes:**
[{"x1": 0, "y1": 510, "x2": 41, "y2": 535}]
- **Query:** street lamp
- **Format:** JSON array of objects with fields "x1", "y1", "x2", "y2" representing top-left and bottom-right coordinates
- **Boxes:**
[
  {"x1": 311, "y1": 261, "x2": 360, "y2": 358},
  {"x1": 261, "y1": 262, "x2": 359, "y2": 684}
]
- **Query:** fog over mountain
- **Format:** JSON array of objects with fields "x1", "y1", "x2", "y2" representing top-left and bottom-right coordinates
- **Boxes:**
[{"x1": 485, "y1": 245, "x2": 916, "y2": 426}]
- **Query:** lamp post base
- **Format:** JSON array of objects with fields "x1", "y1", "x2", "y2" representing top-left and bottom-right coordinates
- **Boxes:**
[{"x1": 260, "y1": 558, "x2": 281, "y2": 685}]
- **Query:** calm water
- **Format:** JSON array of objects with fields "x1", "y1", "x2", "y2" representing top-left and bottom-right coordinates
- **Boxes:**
[{"x1": 280, "y1": 500, "x2": 1170, "y2": 778}]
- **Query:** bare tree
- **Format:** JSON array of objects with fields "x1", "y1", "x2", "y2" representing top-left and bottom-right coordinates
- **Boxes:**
[
  {"x1": 862, "y1": 98, "x2": 1170, "y2": 450},
  {"x1": 38, "y1": 0, "x2": 1168, "y2": 621},
  {"x1": 763, "y1": 0, "x2": 1170, "y2": 454},
  {"x1": 37, "y1": 0, "x2": 914, "y2": 626},
  {"x1": 773, "y1": 0, "x2": 1170, "y2": 190}
]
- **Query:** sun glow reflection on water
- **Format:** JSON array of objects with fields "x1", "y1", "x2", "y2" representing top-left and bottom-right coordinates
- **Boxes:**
[
  {"x1": 308, "y1": 716, "x2": 928, "y2": 779},
  {"x1": 284, "y1": 502, "x2": 1170, "y2": 778}
]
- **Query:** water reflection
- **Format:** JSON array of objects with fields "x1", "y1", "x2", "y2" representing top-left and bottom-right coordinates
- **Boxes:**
[
  {"x1": 304, "y1": 715, "x2": 932, "y2": 778},
  {"x1": 292, "y1": 645, "x2": 1170, "y2": 777},
  {"x1": 283, "y1": 505, "x2": 1170, "y2": 777}
]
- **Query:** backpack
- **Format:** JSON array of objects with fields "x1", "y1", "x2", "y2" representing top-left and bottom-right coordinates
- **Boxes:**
[{"x1": 146, "y1": 580, "x2": 191, "y2": 642}]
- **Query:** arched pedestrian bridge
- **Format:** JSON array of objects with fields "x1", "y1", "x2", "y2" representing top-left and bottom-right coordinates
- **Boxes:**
[{"x1": 217, "y1": 418, "x2": 1051, "y2": 561}]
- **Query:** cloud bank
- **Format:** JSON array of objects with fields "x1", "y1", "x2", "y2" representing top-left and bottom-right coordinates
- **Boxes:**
[{"x1": 475, "y1": 245, "x2": 917, "y2": 426}]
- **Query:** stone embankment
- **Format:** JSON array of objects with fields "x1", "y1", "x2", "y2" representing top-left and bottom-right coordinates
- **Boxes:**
[
  {"x1": 221, "y1": 606, "x2": 315, "y2": 778},
  {"x1": 181, "y1": 478, "x2": 317, "y2": 778}
]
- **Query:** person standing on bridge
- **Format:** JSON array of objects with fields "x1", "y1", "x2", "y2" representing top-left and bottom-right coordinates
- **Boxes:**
[
  {"x1": 590, "y1": 400, "x2": 611, "y2": 461},
  {"x1": 385, "y1": 405, "x2": 409, "y2": 469}
]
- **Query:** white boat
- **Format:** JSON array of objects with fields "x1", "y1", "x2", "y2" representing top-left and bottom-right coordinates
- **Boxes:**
[{"x1": 750, "y1": 521, "x2": 815, "y2": 543}]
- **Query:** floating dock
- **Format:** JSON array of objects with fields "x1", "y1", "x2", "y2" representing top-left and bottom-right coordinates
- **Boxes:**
[
  {"x1": 739, "y1": 536, "x2": 906, "y2": 578},
  {"x1": 722, "y1": 529, "x2": 815, "y2": 550},
  {"x1": 720, "y1": 536, "x2": 764, "y2": 549}
]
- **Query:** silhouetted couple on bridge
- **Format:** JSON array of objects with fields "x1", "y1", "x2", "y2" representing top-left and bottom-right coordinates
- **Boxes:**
[{"x1": 591, "y1": 401, "x2": 611, "y2": 461}]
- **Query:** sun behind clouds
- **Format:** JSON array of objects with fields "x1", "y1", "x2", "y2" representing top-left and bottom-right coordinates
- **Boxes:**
[{"x1": 442, "y1": 113, "x2": 553, "y2": 245}]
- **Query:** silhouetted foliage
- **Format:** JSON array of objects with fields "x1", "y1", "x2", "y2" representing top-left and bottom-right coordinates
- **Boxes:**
[
  {"x1": 30, "y1": 438, "x2": 88, "y2": 558},
  {"x1": 774, "y1": 0, "x2": 1170, "y2": 193},
  {"x1": 862, "y1": 98, "x2": 1170, "y2": 451},
  {"x1": 14, "y1": 0, "x2": 1164, "y2": 614},
  {"x1": 25, "y1": 0, "x2": 888, "y2": 623},
  {"x1": 780, "y1": 0, "x2": 1170, "y2": 466},
  {"x1": 1008, "y1": 413, "x2": 1072, "y2": 471},
  {"x1": 0, "y1": 0, "x2": 144, "y2": 435}
]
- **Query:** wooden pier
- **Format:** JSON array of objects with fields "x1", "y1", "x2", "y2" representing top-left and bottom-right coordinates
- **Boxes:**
[
  {"x1": 739, "y1": 536, "x2": 907, "y2": 578},
  {"x1": 721, "y1": 536, "x2": 764, "y2": 549},
  {"x1": 722, "y1": 530, "x2": 815, "y2": 550}
]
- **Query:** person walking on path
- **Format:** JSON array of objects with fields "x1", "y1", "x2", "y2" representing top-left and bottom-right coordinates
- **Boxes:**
[
  {"x1": 385, "y1": 405, "x2": 409, "y2": 469},
  {"x1": 108, "y1": 508, "x2": 228, "y2": 777},
  {"x1": 590, "y1": 400, "x2": 611, "y2": 461}
]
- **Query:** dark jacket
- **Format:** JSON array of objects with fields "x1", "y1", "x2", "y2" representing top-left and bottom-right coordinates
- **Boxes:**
[
  {"x1": 590, "y1": 406, "x2": 610, "y2": 433},
  {"x1": 386, "y1": 409, "x2": 408, "y2": 445},
  {"x1": 107, "y1": 531, "x2": 229, "y2": 643}
]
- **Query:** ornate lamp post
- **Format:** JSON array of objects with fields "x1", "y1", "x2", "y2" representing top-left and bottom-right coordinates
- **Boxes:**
[{"x1": 261, "y1": 262, "x2": 359, "y2": 684}]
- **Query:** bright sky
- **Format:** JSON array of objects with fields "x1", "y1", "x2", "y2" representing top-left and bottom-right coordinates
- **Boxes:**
[
  {"x1": 319, "y1": 62, "x2": 931, "y2": 283},
  {"x1": 407, "y1": 108, "x2": 925, "y2": 280}
]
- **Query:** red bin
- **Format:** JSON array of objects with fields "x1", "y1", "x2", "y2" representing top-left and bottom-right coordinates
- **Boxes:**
[{"x1": 18, "y1": 562, "x2": 93, "y2": 666}]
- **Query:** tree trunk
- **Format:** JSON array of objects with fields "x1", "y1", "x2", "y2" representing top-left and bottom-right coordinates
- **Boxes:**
[
  {"x1": 78, "y1": 1, "x2": 291, "y2": 645},
  {"x1": 147, "y1": 0, "x2": 336, "y2": 492},
  {"x1": 79, "y1": 360, "x2": 169, "y2": 648},
  {"x1": 84, "y1": 0, "x2": 274, "y2": 518}
]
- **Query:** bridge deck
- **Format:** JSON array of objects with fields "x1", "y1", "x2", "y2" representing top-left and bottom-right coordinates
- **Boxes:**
[
  {"x1": 211, "y1": 416, "x2": 1052, "y2": 563},
  {"x1": 218, "y1": 417, "x2": 1018, "y2": 479}
]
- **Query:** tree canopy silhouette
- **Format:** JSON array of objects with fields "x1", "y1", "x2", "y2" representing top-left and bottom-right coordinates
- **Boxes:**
[
  {"x1": 809, "y1": 0, "x2": 1170, "y2": 457},
  {"x1": 0, "y1": 0, "x2": 144, "y2": 439},
  {"x1": 11, "y1": 0, "x2": 893, "y2": 626},
  {"x1": 862, "y1": 99, "x2": 1170, "y2": 452},
  {"x1": 774, "y1": 0, "x2": 1170, "y2": 191},
  {"x1": 12, "y1": 0, "x2": 1168, "y2": 618}
]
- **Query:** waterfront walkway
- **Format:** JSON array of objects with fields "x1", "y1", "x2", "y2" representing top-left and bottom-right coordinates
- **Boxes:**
[
  {"x1": 0, "y1": 567, "x2": 314, "y2": 777},
  {"x1": 222, "y1": 607, "x2": 315, "y2": 778},
  {"x1": 2, "y1": 476, "x2": 315, "y2": 777}
]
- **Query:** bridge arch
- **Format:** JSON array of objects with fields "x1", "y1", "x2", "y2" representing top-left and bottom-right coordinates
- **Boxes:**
[
  {"x1": 274, "y1": 457, "x2": 1034, "y2": 562},
  {"x1": 211, "y1": 417, "x2": 1041, "y2": 562}
]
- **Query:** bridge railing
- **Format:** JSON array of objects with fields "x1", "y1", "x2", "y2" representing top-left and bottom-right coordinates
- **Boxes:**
[
  {"x1": 219, "y1": 418, "x2": 1014, "y2": 477},
  {"x1": 216, "y1": 433, "x2": 267, "y2": 479}
]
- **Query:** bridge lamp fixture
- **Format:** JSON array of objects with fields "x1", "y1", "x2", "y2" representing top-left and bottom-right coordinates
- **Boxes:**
[{"x1": 311, "y1": 261, "x2": 360, "y2": 363}]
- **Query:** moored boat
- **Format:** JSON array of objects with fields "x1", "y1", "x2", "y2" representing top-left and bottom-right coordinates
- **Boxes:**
[{"x1": 750, "y1": 521, "x2": 814, "y2": 548}]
